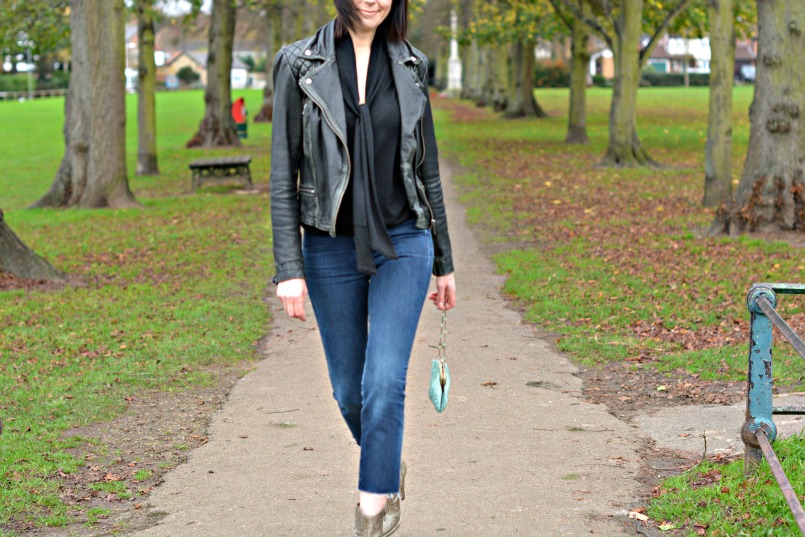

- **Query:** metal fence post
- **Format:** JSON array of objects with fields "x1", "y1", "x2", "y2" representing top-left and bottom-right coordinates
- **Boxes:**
[{"x1": 743, "y1": 285, "x2": 778, "y2": 473}]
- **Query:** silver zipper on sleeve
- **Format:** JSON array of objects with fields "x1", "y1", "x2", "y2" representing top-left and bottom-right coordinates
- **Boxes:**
[{"x1": 417, "y1": 183, "x2": 436, "y2": 235}]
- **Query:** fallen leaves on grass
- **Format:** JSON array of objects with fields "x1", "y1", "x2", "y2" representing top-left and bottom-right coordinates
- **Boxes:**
[
  {"x1": 439, "y1": 98, "x2": 805, "y2": 412},
  {"x1": 0, "y1": 271, "x2": 69, "y2": 292}
]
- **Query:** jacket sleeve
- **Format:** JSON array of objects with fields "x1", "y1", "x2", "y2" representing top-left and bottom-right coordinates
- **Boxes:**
[
  {"x1": 417, "y1": 66, "x2": 455, "y2": 277},
  {"x1": 269, "y1": 49, "x2": 306, "y2": 282}
]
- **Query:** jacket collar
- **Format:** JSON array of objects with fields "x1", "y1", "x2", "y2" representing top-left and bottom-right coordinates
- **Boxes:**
[{"x1": 298, "y1": 20, "x2": 427, "y2": 151}]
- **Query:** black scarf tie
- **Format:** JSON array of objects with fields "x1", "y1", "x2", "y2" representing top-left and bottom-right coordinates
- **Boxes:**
[{"x1": 340, "y1": 35, "x2": 398, "y2": 275}]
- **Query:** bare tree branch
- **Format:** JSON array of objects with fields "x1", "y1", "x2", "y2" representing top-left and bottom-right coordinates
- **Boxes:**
[
  {"x1": 547, "y1": 0, "x2": 574, "y2": 32},
  {"x1": 552, "y1": 0, "x2": 614, "y2": 51},
  {"x1": 639, "y1": 0, "x2": 696, "y2": 66},
  {"x1": 608, "y1": 0, "x2": 623, "y2": 45}
]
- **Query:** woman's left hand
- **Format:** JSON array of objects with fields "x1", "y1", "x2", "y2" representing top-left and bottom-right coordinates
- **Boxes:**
[{"x1": 429, "y1": 273, "x2": 456, "y2": 312}]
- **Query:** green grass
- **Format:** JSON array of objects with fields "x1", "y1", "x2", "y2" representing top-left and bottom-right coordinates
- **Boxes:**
[
  {"x1": 0, "y1": 89, "x2": 271, "y2": 532},
  {"x1": 0, "y1": 89, "x2": 270, "y2": 208},
  {"x1": 649, "y1": 437, "x2": 805, "y2": 536},
  {"x1": 132, "y1": 469, "x2": 152, "y2": 482},
  {"x1": 438, "y1": 85, "x2": 805, "y2": 381},
  {"x1": 436, "y1": 85, "x2": 805, "y2": 535},
  {"x1": 85, "y1": 507, "x2": 112, "y2": 527}
]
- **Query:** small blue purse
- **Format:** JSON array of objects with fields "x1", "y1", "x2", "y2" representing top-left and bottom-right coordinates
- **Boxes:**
[{"x1": 429, "y1": 311, "x2": 450, "y2": 413}]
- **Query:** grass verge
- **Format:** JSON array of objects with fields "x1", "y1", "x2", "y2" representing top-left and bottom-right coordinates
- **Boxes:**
[
  {"x1": 648, "y1": 439, "x2": 805, "y2": 536},
  {"x1": 0, "y1": 90, "x2": 271, "y2": 533},
  {"x1": 436, "y1": 87, "x2": 804, "y2": 381}
]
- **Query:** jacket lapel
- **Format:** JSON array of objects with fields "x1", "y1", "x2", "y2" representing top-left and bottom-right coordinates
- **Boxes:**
[
  {"x1": 388, "y1": 41, "x2": 427, "y2": 131},
  {"x1": 298, "y1": 22, "x2": 349, "y2": 144}
]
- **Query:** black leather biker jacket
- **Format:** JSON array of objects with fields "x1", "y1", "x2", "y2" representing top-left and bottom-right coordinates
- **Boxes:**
[{"x1": 269, "y1": 21, "x2": 454, "y2": 282}]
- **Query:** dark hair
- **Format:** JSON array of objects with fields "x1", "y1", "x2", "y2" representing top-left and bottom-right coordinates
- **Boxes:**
[{"x1": 334, "y1": 0, "x2": 409, "y2": 42}]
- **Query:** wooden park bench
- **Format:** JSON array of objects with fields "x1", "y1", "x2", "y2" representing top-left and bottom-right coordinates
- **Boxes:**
[{"x1": 189, "y1": 155, "x2": 253, "y2": 191}]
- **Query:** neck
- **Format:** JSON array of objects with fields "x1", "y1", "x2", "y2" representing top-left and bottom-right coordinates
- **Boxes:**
[{"x1": 348, "y1": 28, "x2": 376, "y2": 51}]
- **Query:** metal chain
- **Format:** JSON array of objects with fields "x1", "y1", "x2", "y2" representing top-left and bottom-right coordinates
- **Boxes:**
[{"x1": 437, "y1": 309, "x2": 447, "y2": 360}]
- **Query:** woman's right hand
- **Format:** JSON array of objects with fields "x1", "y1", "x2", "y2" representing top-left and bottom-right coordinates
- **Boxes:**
[{"x1": 276, "y1": 278, "x2": 308, "y2": 321}]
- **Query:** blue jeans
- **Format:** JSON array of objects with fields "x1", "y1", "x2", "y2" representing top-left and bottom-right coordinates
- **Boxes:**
[{"x1": 303, "y1": 219, "x2": 434, "y2": 494}]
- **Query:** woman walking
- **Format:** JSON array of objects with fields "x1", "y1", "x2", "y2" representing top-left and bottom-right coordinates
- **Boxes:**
[{"x1": 269, "y1": 0, "x2": 456, "y2": 535}]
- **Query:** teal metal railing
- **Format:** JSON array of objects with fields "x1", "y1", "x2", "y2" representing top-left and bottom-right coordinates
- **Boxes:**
[{"x1": 743, "y1": 283, "x2": 805, "y2": 534}]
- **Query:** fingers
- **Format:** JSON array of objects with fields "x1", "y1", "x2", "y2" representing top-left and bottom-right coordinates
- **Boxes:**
[
  {"x1": 280, "y1": 295, "x2": 307, "y2": 321},
  {"x1": 442, "y1": 284, "x2": 457, "y2": 311},
  {"x1": 276, "y1": 278, "x2": 308, "y2": 321},
  {"x1": 438, "y1": 285, "x2": 456, "y2": 311},
  {"x1": 287, "y1": 296, "x2": 307, "y2": 321},
  {"x1": 431, "y1": 274, "x2": 457, "y2": 312}
]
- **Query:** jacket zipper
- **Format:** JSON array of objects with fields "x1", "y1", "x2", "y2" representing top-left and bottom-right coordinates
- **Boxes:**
[
  {"x1": 300, "y1": 80, "x2": 351, "y2": 235},
  {"x1": 417, "y1": 183, "x2": 436, "y2": 236},
  {"x1": 418, "y1": 120, "x2": 426, "y2": 169},
  {"x1": 415, "y1": 116, "x2": 435, "y2": 234}
]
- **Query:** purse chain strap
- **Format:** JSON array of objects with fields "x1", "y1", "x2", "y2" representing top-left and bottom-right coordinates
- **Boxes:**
[{"x1": 437, "y1": 310, "x2": 447, "y2": 361}]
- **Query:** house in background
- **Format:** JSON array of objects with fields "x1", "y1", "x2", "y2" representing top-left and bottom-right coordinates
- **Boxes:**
[
  {"x1": 159, "y1": 50, "x2": 207, "y2": 86},
  {"x1": 647, "y1": 35, "x2": 757, "y2": 80},
  {"x1": 125, "y1": 23, "x2": 169, "y2": 92},
  {"x1": 125, "y1": 20, "x2": 255, "y2": 91},
  {"x1": 590, "y1": 48, "x2": 614, "y2": 79},
  {"x1": 157, "y1": 51, "x2": 250, "y2": 89},
  {"x1": 124, "y1": 24, "x2": 138, "y2": 91},
  {"x1": 588, "y1": 34, "x2": 756, "y2": 81},
  {"x1": 646, "y1": 35, "x2": 712, "y2": 74},
  {"x1": 734, "y1": 40, "x2": 757, "y2": 81}
]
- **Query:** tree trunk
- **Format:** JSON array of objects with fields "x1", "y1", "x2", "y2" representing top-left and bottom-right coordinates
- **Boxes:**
[
  {"x1": 33, "y1": 0, "x2": 139, "y2": 209},
  {"x1": 479, "y1": 45, "x2": 494, "y2": 107},
  {"x1": 254, "y1": 1, "x2": 283, "y2": 123},
  {"x1": 303, "y1": 0, "x2": 317, "y2": 36},
  {"x1": 462, "y1": 40, "x2": 481, "y2": 101},
  {"x1": 566, "y1": 1, "x2": 591, "y2": 144},
  {"x1": 136, "y1": 0, "x2": 159, "y2": 175},
  {"x1": 717, "y1": 0, "x2": 805, "y2": 232},
  {"x1": 435, "y1": 45, "x2": 448, "y2": 90},
  {"x1": 474, "y1": 44, "x2": 485, "y2": 105},
  {"x1": 602, "y1": 0, "x2": 655, "y2": 166},
  {"x1": 505, "y1": 40, "x2": 547, "y2": 119},
  {"x1": 186, "y1": 0, "x2": 240, "y2": 148},
  {"x1": 0, "y1": 209, "x2": 65, "y2": 281},
  {"x1": 294, "y1": 1, "x2": 305, "y2": 42},
  {"x1": 492, "y1": 44, "x2": 509, "y2": 112},
  {"x1": 702, "y1": 0, "x2": 734, "y2": 207}
]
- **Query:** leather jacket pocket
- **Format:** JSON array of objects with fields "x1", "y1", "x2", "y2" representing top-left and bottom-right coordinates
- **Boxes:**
[{"x1": 299, "y1": 186, "x2": 317, "y2": 223}]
